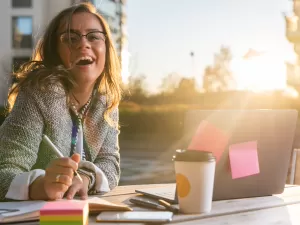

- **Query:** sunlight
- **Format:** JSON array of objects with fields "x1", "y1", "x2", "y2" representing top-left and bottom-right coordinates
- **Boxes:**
[
  {"x1": 121, "y1": 48, "x2": 131, "y2": 84},
  {"x1": 231, "y1": 50, "x2": 288, "y2": 92}
]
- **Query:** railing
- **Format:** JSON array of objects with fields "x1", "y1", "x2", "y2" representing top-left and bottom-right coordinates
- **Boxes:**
[{"x1": 289, "y1": 148, "x2": 300, "y2": 184}]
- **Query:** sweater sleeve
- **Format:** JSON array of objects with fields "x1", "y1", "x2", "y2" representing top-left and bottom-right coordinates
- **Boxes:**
[
  {"x1": 0, "y1": 88, "x2": 44, "y2": 201},
  {"x1": 5, "y1": 169, "x2": 45, "y2": 200},
  {"x1": 93, "y1": 107, "x2": 120, "y2": 190}
]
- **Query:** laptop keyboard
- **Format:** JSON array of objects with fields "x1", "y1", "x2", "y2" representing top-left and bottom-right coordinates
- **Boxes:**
[{"x1": 136, "y1": 185, "x2": 177, "y2": 203}]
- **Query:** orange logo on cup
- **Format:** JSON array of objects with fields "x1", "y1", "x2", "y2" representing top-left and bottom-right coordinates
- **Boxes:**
[{"x1": 176, "y1": 173, "x2": 191, "y2": 198}]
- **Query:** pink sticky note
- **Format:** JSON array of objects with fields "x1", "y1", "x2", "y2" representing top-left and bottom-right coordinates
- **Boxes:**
[
  {"x1": 40, "y1": 201, "x2": 88, "y2": 215},
  {"x1": 229, "y1": 141, "x2": 260, "y2": 179},
  {"x1": 188, "y1": 120, "x2": 229, "y2": 162}
]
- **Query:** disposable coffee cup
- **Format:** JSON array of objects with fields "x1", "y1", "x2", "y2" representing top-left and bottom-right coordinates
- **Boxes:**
[{"x1": 173, "y1": 149, "x2": 216, "y2": 214}]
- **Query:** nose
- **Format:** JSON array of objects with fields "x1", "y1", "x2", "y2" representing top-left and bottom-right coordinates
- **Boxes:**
[{"x1": 76, "y1": 36, "x2": 91, "y2": 50}]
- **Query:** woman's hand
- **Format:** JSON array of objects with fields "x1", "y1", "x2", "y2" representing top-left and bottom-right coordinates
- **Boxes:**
[
  {"x1": 65, "y1": 173, "x2": 90, "y2": 200},
  {"x1": 29, "y1": 154, "x2": 80, "y2": 200},
  {"x1": 43, "y1": 153, "x2": 80, "y2": 200}
]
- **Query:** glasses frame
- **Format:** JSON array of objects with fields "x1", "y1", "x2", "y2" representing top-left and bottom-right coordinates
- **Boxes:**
[{"x1": 59, "y1": 30, "x2": 107, "y2": 45}]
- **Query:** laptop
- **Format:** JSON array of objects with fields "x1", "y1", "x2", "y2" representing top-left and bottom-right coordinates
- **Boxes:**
[{"x1": 136, "y1": 110, "x2": 298, "y2": 203}]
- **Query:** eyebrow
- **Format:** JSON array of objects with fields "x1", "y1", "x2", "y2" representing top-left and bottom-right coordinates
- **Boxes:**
[{"x1": 67, "y1": 28, "x2": 104, "y2": 33}]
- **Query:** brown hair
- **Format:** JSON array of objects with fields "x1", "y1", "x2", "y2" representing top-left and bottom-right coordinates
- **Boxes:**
[{"x1": 8, "y1": 2, "x2": 122, "y2": 126}]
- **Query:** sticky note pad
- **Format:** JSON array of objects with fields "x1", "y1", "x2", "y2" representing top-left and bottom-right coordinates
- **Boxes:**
[
  {"x1": 188, "y1": 120, "x2": 229, "y2": 162},
  {"x1": 229, "y1": 141, "x2": 260, "y2": 179},
  {"x1": 40, "y1": 201, "x2": 89, "y2": 225}
]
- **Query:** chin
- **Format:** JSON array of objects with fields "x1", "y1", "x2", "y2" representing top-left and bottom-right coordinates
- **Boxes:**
[{"x1": 73, "y1": 70, "x2": 100, "y2": 81}]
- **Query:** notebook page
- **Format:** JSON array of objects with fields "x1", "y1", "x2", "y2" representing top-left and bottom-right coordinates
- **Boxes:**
[{"x1": 0, "y1": 201, "x2": 46, "y2": 223}]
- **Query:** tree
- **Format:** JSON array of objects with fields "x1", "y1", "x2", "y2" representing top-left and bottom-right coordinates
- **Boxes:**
[
  {"x1": 176, "y1": 78, "x2": 196, "y2": 94},
  {"x1": 159, "y1": 72, "x2": 181, "y2": 94},
  {"x1": 203, "y1": 46, "x2": 234, "y2": 92},
  {"x1": 126, "y1": 74, "x2": 147, "y2": 102}
]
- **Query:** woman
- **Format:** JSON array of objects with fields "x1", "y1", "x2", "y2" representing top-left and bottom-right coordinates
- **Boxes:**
[{"x1": 0, "y1": 2, "x2": 122, "y2": 201}]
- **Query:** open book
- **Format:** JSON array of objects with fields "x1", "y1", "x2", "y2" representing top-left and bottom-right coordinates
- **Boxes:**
[{"x1": 0, "y1": 197, "x2": 132, "y2": 224}]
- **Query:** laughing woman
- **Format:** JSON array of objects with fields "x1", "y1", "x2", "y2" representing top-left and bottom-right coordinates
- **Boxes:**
[{"x1": 0, "y1": 2, "x2": 122, "y2": 201}]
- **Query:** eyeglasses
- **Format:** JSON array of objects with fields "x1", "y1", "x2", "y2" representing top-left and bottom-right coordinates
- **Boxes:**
[{"x1": 59, "y1": 31, "x2": 106, "y2": 45}]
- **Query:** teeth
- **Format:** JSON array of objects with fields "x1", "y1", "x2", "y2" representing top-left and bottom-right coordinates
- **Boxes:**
[{"x1": 75, "y1": 56, "x2": 93, "y2": 64}]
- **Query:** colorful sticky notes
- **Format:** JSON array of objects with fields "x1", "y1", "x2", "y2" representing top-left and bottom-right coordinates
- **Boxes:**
[
  {"x1": 188, "y1": 120, "x2": 229, "y2": 162},
  {"x1": 229, "y1": 141, "x2": 260, "y2": 179},
  {"x1": 40, "y1": 201, "x2": 89, "y2": 225}
]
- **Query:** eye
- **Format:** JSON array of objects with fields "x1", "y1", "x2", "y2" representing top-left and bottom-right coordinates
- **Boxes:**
[
  {"x1": 88, "y1": 33, "x2": 100, "y2": 41},
  {"x1": 60, "y1": 33, "x2": 79, "y2": 44},
  {"x1": 87, "y1": 32, "x2": 105, "y2": 42},
  {"x1": 69, "y1": 33, "x2": 80, "y2": 43}
]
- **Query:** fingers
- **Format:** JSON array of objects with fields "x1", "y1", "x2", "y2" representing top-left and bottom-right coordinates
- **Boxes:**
[
  {"x1": 47, "y1": 182, "x2": 70, "y2": 194},
  {"x1": 52, "y1": 157, "x2": 78, "y2": 172},
  {"x1": 66, "y1": 177, "x2": 82, "y2": 200},
  {"x1": 77, "y1": 175, "x2": 89, "y2": 200},
  {"x1": 71, "y1": 153, "x2": 81, "y2": 163},
  {"x1": 51, "y1": 192, "x2": 64, "y2": 201},
  {"x1": 46, "y1": 166, "x2": 74, "y2": 179},
  {"x1": 44, "y1": 157, "x2": 78, "y2": 200},
  {"x1": 53, "y1": 174, "x2": 73, "y2": 186},
  {"x1": 66, "y1": 176, "x2": 88, "y2": 200},
  {"x1": 66, "y1": 184, "x2": 79, "y2": 200},
  {"x1": 43, "y1": 179, "x2": 69, "y2": 200},
  {"x1": 78, "y1": 188, "x2": 88, "y2": 200}
]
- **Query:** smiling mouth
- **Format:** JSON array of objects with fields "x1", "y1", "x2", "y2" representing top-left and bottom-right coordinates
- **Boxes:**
[
  {"x1": 76, "y1": 59, "x2": 94, "y2": 66},
  {"x1": 73, "y1": 56, "x2": 95, "y2": 67}
]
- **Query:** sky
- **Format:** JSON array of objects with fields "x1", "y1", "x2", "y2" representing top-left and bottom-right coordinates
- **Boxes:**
[
  {"x1": 16, "y1": 17, "x2": 32, "y2": 34},
  {"x1": 126, "y1": 0, "x2": 295, "y2": 93}
]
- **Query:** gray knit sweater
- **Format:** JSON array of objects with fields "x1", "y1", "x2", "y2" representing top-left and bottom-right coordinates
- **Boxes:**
[{"x1": 0, "y1": 84, "x2": 120, "y2": 201}]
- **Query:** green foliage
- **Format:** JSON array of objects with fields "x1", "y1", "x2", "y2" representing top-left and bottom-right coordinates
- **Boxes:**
[
  {"x1": 203, "y1": 46, "x2": 235, "y2": 92},
  {"x1": 159, "y1": 72, "x2": 181, "y2": 94},
  {"x1": 174, "y1": 78, "x2": 198, "y2": 97},
  {"x1": 119, "y1": 91, "x2": 300, "y2": 135},
  {"x1": 124, "y1": 74, "x2": 148, "y2": 103},
  {"x1": 119, "y1": 109, "x2": 185, "y2": 138}
]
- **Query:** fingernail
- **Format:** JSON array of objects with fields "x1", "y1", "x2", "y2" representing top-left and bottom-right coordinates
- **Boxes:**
[{"x1": 60, "y1": 193, "x2": 64, "y2": 199}]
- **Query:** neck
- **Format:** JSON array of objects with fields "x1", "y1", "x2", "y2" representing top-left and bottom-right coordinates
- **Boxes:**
[{"x1": 71, "y1": 83, "x2": 95, "y2": 109}]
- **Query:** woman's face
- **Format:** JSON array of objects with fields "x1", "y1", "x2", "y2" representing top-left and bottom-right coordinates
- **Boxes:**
[{"x1": 57, "y1": 12, "x2": 106, "y2": 86}]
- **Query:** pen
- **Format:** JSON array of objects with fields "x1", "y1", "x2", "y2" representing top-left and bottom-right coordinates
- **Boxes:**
[
  {"x1": 42, "y1": 134, "x2": 83, "y2": 182},
  {"x1": 129, "y1": 198, "x2": 165, "y2": 210},
  {"x1": 158, "y1": 199, "x2": 179, "y2": 214}
]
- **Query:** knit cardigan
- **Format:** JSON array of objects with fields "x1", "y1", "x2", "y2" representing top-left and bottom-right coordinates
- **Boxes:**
[{"x1": 0, "y1": 84, "x2": 120, "y2": 200}]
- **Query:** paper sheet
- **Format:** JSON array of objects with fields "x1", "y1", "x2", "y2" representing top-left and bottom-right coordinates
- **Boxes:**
[
  {"x1": 0, "y1": 197, "x2": 131, "y2": 223},
  {"x1": 188, "y1": 120, "x2": 229, "y2": 162},
  {"x1": 229, "y1": 141, "x2": 260, "y2": 179}
]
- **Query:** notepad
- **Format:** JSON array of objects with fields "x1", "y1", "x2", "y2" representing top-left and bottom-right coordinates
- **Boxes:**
[
  {"x1": 40, "y1": 201, "x2": 89, "y2": 225},
  {"x1": 0, "y1": 197, "x2": 132, "y2": 224},
  {"x1": 188, "y1": 120, "x2": 229, "y2": 162},
  {"x1": 229, "y1": 141, "x2": 260, "y2": 179}
]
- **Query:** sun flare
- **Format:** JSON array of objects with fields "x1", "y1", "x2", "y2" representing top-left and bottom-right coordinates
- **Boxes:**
[{"x1": 231, "y1": 50, "x2": 288, "y2": 92}]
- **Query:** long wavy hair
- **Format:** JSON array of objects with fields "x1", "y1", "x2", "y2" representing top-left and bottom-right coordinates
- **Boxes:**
[{"x1": 8, "y1": 2, "x2": 122, "y2": 126}]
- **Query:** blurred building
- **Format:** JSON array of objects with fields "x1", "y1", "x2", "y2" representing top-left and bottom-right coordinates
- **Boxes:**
[
  {"x1": 76, "y1": 0, "x2": 128, "y2": 65},
  {"x1": 0, "y1": 0, "x2": 128, "y2": 107},
  {"x1": 285, "y1": 0, "x2": 300, "y2": 91},
  {"x1": 87, "y1": 0, "x2": 130, "y2": 84}
]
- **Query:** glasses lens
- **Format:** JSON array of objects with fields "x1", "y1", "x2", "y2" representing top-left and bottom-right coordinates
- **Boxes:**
[
  {"x1": 60, "y1": 32, "x2": 80, "y2": 44},
  {"x1": 87, "y1": 32, "x2": 106, "y2": 42}
]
